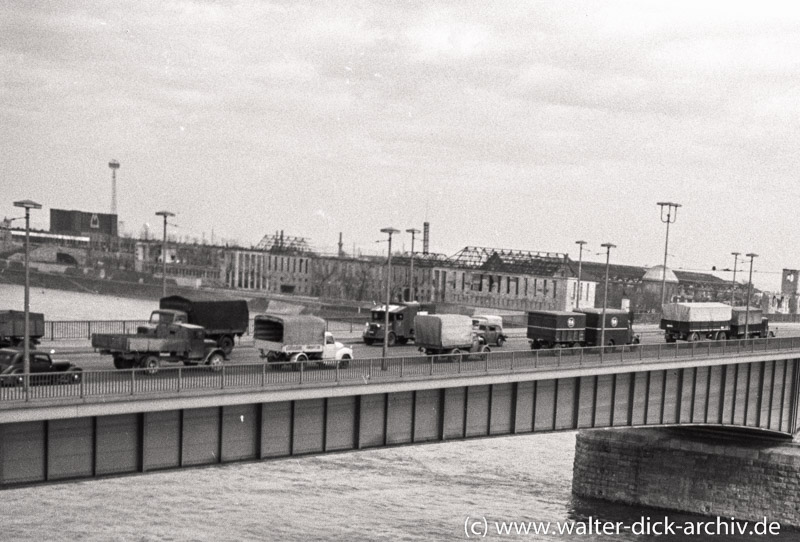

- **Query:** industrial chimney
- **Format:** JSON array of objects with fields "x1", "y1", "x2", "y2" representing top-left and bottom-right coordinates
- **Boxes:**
[
  {"x1": 108, "y1": 159, "x2": 120, "y2": 216},
  {"x1": 423, "y1": 222, "x2": 430, "y2": 255}
]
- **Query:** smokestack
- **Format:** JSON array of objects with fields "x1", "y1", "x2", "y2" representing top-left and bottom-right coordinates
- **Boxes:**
[
  {"x1": 338, "y1": 232, "x2": 344, "y2": 257},
  {"x1": 423, "y1": 222, "x2": 430, "y2": 255},
  {"x1": 108, "y1": 159, "x2": 120, "y2": 216}
]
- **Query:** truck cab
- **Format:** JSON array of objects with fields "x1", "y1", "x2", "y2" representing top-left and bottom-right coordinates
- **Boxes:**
[
  {"x1": 363, "y1": 302, "x2": 427, "y2": 346},
  {"x1": 137, "y1": 309, "x2": 188, "y2": 336},
  {"x1": 472, "y1": 315, "x2": 507, "y2": 347}
]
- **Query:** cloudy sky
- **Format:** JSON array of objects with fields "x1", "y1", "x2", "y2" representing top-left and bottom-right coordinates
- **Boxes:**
[{"x1": 2, "y1": 1, "x2": 799, "y2": 290}]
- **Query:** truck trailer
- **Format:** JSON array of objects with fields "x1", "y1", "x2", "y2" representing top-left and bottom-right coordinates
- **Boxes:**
[
  {"x1": 527, "y1": 311, "x2": 586, "y2": 349},
  {"x1": 0, "y1": 310, "x2": 45, "y2": 348},
  {"x1": 576, "y1": 308, "x2": 639, "y2": 347},
  {"x1": 660, "y1": 302, "x2": 773, "y2": 342}
]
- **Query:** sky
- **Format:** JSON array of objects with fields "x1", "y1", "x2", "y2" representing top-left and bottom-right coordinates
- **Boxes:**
[{"x1": 2, "y1": 1, "x2": 800, "y2": 291}]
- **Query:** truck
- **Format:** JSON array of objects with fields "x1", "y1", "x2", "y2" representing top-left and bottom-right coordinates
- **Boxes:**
[
  {"x1": 0, "y1": 310, "x2": 45, "y2": 348},
  {"x1": 91, "y1": 323, "x2": 226, "y2": 372},
  {"x1": 363, "y1": 302, "x2": 429, "y2": 346},
  {"x1": 253, "y1": 314, "x2": 352, "y2": 368},
  {"x1": 576, "y1": 308, "x2": 639, "y2": 346},
  {"x1": 527, "y1": 310, "x2": 586, "y2": 349},
  {"x1": 471, "y1": 314, "x2": 508, "y2": 347},
  {"x1": 661, "y1": 302, "x2": 773, "y2": 342},
  {"x1": 148, "y1": 296, "x2": 250, "y2": 355},
  {"x1": 415, "y1": 314, "x2": 489, "y2": 361},
  {"x1": 0, "y1": 348, "x2": 82, "y2": 387}
]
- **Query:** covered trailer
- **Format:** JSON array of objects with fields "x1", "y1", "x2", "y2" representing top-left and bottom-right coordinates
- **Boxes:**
[
  {"x1": 414, "y1": 314, "x2": 486, "y2": 358},
  {"x1": 527, "y1": 310, "x2": 585, "y2": 349},
  {"x1": 253, "y1": 314, "x2": 352, "y2": 365},
  {"x1": 0, "y1": 310, "x2": 45, "y2": 347},
  {"x1": 576, "y1": 308, "x2": 637, "y2": 346},
  {"x1": 660, "y1": 302, "x2": 732, "y2": 342},
  {"x1": 158, "y1": 295, "x2": 249, "y2": 353}
]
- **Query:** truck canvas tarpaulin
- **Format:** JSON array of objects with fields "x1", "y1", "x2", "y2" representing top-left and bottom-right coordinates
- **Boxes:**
[
  {"x1": 661, "y1": 302, "x2": 731, "y2": 323},
  {"x1": 253, "y1": 314, "x2": 326, "y2": 351},
  {"x1": 159, "y1": 296, "x2": 249, "y2": 335},
  {"x1": 414, "y1": 314, "x2": 473, "y2": 349}
]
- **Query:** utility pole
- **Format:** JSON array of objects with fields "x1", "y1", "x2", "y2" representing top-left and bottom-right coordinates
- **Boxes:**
[
  {"x1": 13, "y1": 199, "x2": 42, "y2": 395},
  {"x1": 155, "y1": 211, "x2": 175, "y2": 298},
  {"x1": 730, "y1": 252, "x2": 740, "y2": 306},
  {"x1": 657, "y1": 202, "x2": 681, "y2": 307},
  {"x1": 380, "y1": 227, "x2": 399, "y2": 367},
  {"x1": 575, "y1": 240, "x2": 587, "y2": 309},
  {"x1": 406, "y1": 228, "x2": 420, "y2": 301},
  {"x1": 744, "y1": 253, "x2": 758, "y2": 338},
  {"x1": 600, "y1": 242, "x2": 616, "y2": 350}
]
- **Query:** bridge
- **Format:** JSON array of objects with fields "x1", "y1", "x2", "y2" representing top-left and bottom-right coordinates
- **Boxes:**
[{"x1": 1, "y1": 336, "x2": 799, "y2": 489}]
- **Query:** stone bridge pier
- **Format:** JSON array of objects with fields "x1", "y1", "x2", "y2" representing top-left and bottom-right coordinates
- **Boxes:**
[{"x1": 572, "y1": 428, "x2": 800, "y2": 529}]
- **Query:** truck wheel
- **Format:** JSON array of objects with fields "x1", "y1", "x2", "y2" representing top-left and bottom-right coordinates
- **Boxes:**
[
  {"x1": 292, "y1": 353, "x2": 308, "y2": 372},
  {"x1": 113, "y1": 355, "x2": 124, "y2": 370},
  {"x1": 716, "y1": 331, "x2": 728, "y2": 341},
  {"x1": 687, "y1": 332, "x2": 700, "y2": 342},
  {"x1": 450, "y1": 348, "x2": 463, "y2": 363},
  {"x1": 206, "y1": 352, "x2": 224, "y2": 372},
  {"x1": 364, "y1": 339, "x2": 374, "y2": 346},
  {"x1": 339, "y1": 354, "x2": 351, "y2": 369},
  {"x1": 387, "y1": 332, "x2": 396, "y2": 347},
  {"x1": 496, "y1": 336, "x2": 505, "y2": 347},
  {"x1": 218, "y1": 336, "x2": 235, "y2": 355},
  {"x1": 142, "y1": 355, "x2": 160, "y2": 375},
  {"x1": 769, "y1": 331, "x2": 776, "y2": 338}
]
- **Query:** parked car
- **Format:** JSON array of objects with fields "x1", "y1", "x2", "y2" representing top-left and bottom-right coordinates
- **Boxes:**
[
  {"x1": 472, "y1": 315, "x2": 507, "y2": 347},
  {"x1": 0, "y1": 348, "x2": 82, "y2": 387}
]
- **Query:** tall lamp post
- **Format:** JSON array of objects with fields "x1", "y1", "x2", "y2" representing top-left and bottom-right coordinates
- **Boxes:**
[
  {"x1": 155, "y1": 211, "x2": 175, "y2": 298},
  {"x1": 406, "y1": 228, "x2": 420, "y2": 302},
  {"x1": 13, "y1": 199, "x2": 42, "y2": 395},
  {"x1": 657, "y1": 202, "x2": 681, "y2": 307},
  {"x1": 600, "y1": 242, "x2": 616, "y2": 351},
  {"x1": 744, "y1": 253, "x2": 758, "y2": 338},
  {"x1": 575, "y1": 240, "x2": 587, "y2": 309},
  {"x1": 380, "y1": 227, "x2": 400, "y2": 366},
  {"x1": 730, "y1": 252, "x2": 741, "y2": 306}
]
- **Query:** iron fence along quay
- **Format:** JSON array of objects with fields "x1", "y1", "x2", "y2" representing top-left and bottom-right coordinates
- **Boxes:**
[
  {"x1": 38, "y1": 318, "x2": 370, "y2": 341},
  {"x1": 3, "y1": 336, "x2": 800, "y2": 405}
]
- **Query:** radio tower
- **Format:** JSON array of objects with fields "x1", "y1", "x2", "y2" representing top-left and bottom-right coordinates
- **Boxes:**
[{"x1": 108, "y1": 159, "x2": 120, "y2": 215}]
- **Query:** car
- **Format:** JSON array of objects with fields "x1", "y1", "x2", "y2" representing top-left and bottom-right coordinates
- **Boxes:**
[{"x1": 0, "y1": 348, "x2": 82, "y2": 387}]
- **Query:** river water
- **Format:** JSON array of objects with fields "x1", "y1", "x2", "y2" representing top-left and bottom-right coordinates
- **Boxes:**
[{"x1": 0, "y1": 284, "x2": 796, "y2": 540}]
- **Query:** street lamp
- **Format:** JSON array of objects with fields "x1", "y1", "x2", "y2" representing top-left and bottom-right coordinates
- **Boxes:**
[
  {"x1": 575, "y1": 240, "x2": 587, "y2": 309},
  {"x1": 730, "y1": 252, "x2": 741, "y2": 306},
  {"x1": 380, "y1": 227, "x2": 400, "y2": 365},
  {"x1": 155, "y1": 211, "x2": 175, "y2": 298},
  {"x1": 600, "y1": 242, "x2": 616, "y2": 350},
  {"x1": 406, "y1": 228, "x2": 420, "y2": 302},
  {"x1": 13, "y1": 199, "x2": 42, "y2": 394},
  {"x1": 657, "y1": 202, "x2": 681, "y2": 307},
  {"x1": 744, "y1": 253, "x2": 758, "y2": 338}
]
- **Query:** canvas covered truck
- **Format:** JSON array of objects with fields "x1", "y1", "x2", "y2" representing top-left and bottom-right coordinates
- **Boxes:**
[
  {"x1": 147, "y1": 296, "x2": 249, "y2": 355},
  {"x1": 527, "y1": 310, "x2": 586, "y2": 349},
  {"x1": 363, "y1": 302, "x2": 429, "y2": 346},
  {"x1": 415, "y1": 314, "x2": 489, "y2": 360},
  {"x1": 576, "y1": 308, "x2": 639, "y2": 346},
  {"x1": 471, "y1": 314, "x2": 507, "y2": 347},
  {"x1": 253, "y1": 314, "x2": 352, "y2": 368},
  {"x1": 0, "y1": 310, "x2": 45, "y2": 348},
  {"x1": 661, "y1": 303, "x2": 773, "y2": 342},
  {"x1": 92, "y1": 323, "x2": 226, "y2": 372}
]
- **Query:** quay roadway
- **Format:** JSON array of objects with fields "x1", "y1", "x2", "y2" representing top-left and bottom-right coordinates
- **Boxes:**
[{"x1": 43, "y1": 322, "x2": 800, "y2": 372}]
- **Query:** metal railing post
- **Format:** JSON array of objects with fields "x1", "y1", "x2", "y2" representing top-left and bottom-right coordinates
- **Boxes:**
[
  {"x1": 559, "y1": 348, "x2": 563, "y2": 367},
  {"x1": 261, "y1": 362, "x2": 266, "y2": 387},
  {"x1": 485, "y1": 352, "x2": 489, "y2": 373},
  {"x1": 657, "y1": 343, "x2": 661, "y2": 360},
  {"x1": 221, "y1": 365, "x2": 226, "y2": 389},
  {"x1": 87, "y1": 321, "x2": 92, "y2": 340},
  {"x1": 177, "y1": 367, "x2": 182, "y2": 393},
  {"x1": 430, "y1": 355, "x2": 434, "y2": 376},
  {"x1": 579, "y1": 347, "x2": 583, "y2": 366},
  {"x1": 511, "y1": 350, "x2": 516, "y2": 371},
  {"x1": 335, "y1": 360, "x2": 340, "y2": 383},
  {"x1": 79, "y1": 374, "x2": 84, "y2": 398},
  {"x1": 691, "y1": 341, "x2": 695, "y2": 357},
  {"x1": 535, "y1": 349, "x2": 539, "y2": 369},
  {"x1": 751, "y1": 340, "x2": 755, "y2": 353},
  {"x1": 400, "y1": 357, "x2": 404, "y2": 378},
  {"x1": 131, "y1": 369, "x2": 135, "y2": 396},
  {"x1": 370, "y1": 358, "x2": 373, "y2": 379},
  {"x1": 458, "y1": 355, "x2": 462, "y2": 374},
  {"x1": 299, "y1": 362, "x2": 303, "y2": 384}
]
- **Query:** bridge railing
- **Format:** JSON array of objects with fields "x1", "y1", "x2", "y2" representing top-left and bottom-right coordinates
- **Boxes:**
[{"x1": 2, "y1": 335, "x2": 800, "y2": 405}]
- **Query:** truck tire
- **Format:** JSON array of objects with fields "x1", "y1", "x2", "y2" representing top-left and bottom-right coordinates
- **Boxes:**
[
  {"x1": 769, "y1": 331, "x2": 776, "y2": 338},
  {"x1": 496, "y1": 336, "x2": 505, "y2": 347},
  {"x1": 715, "y1": 331, "x2": 728, "y2": 341},
  {"x1": 687, "y1": 332, "x2": 700, "y2": 342},
  {"x1": 142, "y1": 355, "x2": 160, "y2": 375},
  {"x1": 364, "y1": 339, "x2": 374, "y2": 346},
  {"x1": 113, "y1": 355, "x2": 125, "y2": 370},
  {"x1": 339, "y1": 354, "x2": 351, "y2": 369},
  {"x1": 218, "y1": 336, "x2": 235, "y2": 355},
  {"x1": 449, "y1": 348, "x2": 463, "y2": 363},
  {"x1": 387, "y1": 332, "x2": 396, "y2": 347},
  {"x1": 206, "y1": 352, "x2": 224, "y2": 372}
]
